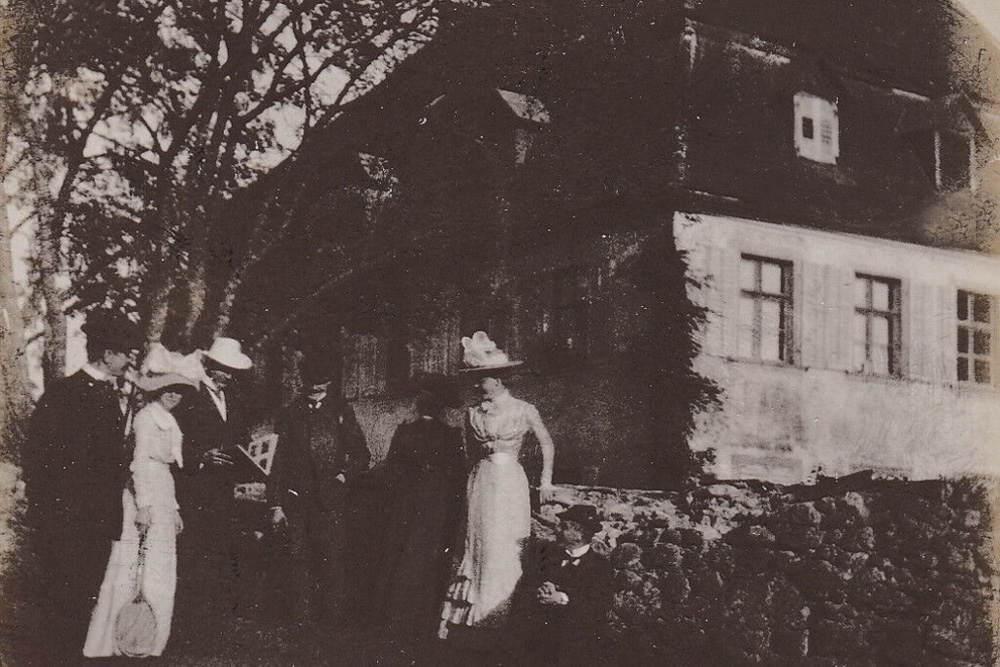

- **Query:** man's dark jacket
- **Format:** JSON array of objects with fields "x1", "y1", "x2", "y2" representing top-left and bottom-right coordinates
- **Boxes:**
[
  {"x1": 267, "y1": 394, "x2": 371, "y2": 518},
  {"x1": 174, "y1": 387, "x2": 251, "y2": 542},
  {"x1": 22, "y1": 370, "x2": 129, "y2": 541}
]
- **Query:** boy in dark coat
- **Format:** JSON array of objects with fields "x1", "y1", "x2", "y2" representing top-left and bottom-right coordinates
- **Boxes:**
[
  {"x1": 267, "y1": 352, "x2": 371, "y2": 629},
  {"x1": 22, "y1": 311, "x2": 142, "y2": 658},
  {"x1": 520, "y1": 504, "x2": 615, "y2": 667}
]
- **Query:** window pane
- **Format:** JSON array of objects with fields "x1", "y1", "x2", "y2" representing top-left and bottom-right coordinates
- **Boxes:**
[
  {"x1": 870, "y1": 342, "x2": 890, "y2": 375},
  {"x1": 739, "y1": 296, "x2": 756, "y2": 358},
  {"x1": 958, "y1": 357, "x2": 969, "y2": 382},
  {"x1": 940, "y1": 131, "x2": 971, "y2": 190},
  {"x1": 973, "y1": 294, "x2": 991, "y2": 323},
  {"x1": 760, "y1": 262, "x2": 783, "y2": 295},
  {"x1": 958, "y1": 290, "x2": 969, "y2": 321},
  {"x1": 739, "y1": 259, "x2": 757, "y2": 291},
  {"x1": 957, "y1": 326, "x2": 969, "y2": 354},
  {"x1": 853, "y1": 314, "x2": 868, "y2": 371},
  {"x1": 802, "y1": 117, "x2": 814, "y2": 139},
  {"x1": 974, "y1": 359, "x2": 991, "y2": 384},
  {"x1": 871, "y1": 316, "x2": 890, "y2": 348},
  {"x1": 854, "y1": 278, "x2": 869, "y2": 308},
  {"x1": 871, "y1": 281, "x2": 890, "y2": 311},
  {"x1": 760, "y1": 300, "x2": 782, "y2": 360},
  {"x1": 973, "y1": 330, "x2": 990, "y2": 355}
]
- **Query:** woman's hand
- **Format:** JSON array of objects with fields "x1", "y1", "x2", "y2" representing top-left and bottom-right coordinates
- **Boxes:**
[
  {"x1": 447, "y1": 576, "x2": 472, "y2": 602},
  {"x1": 539, "y1": 483, "x2": 557, "y2": 504},
  {"x1": 173, "y1": 510, "x2": 184, "y2": 535},
  {"x1": 135, "y1": 506, "x2": 151, "y2": 535},
  {"x1": 271, "y1": 506, "x2": 288, "y2": 529}
]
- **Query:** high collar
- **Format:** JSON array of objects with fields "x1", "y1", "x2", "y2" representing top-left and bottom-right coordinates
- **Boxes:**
[
  {"x1": 83, "y1": 363, "x2": 113, "y2": 384},
  {"x1": 479, "y1": 388, "x2": 513, "y2": 411},
  {"x1": 565, "y1": 544, "x2": 591, "y2": 559}
]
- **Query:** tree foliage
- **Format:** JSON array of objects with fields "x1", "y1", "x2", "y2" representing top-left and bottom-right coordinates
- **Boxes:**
[{"x1": 7, "y1": 0, "x2": 474, "y2": 378}]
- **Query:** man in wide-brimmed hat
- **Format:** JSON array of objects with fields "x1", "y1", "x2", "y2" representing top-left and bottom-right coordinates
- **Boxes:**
[
  {"x1": 173, "y1": 336, "x2": 254, "y2": 636},
  {"x1": 22, "y1": 309, "x2": 144, "y2": 659},
  {"x1": 265, "y1": 348, "x2": 370, "y2": 629}
]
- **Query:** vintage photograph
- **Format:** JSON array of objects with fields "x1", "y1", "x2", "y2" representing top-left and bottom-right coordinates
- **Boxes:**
[{"x1": 0, "y1": 0, "x2": 999, "y2": 665}]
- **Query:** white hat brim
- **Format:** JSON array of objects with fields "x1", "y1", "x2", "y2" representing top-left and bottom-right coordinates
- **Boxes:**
[
  {"x1": 458, "y1": 360, "x2": 524, "y2": 373},
  {"x1": 136, "y1": 373, "x2": 200, "y2": 392},
  {"x1": 204, "y1": 351, "x2": 253, "y2": 370}
]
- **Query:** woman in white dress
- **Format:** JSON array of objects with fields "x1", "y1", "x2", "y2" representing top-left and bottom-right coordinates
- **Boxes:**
[
  {"x1": 439, "y1": 332, "x2": 556, "y2": 636},
  {"x1": 84, "y1": 348, "x2": 200, "y2": 658}
]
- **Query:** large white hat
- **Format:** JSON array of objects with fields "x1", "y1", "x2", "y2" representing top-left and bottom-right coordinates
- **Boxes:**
[
  {"x1": 459, "y1": 331, "x2": 523, "y2": 372},
  {"x1": 134, "y1": 344, "x2": 202, "y2": 392},
  {"x1": 203, "y1": 337, "x2": 252, "y2": 371}
]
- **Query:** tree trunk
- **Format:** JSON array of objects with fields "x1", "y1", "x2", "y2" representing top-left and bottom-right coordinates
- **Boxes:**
[
  {"x1": 213, "y1": 267, "x2": 243, "y2": 338},
  {"x1": 0, "y1": 127, "x2": 31, "y2": 462},
  {"x1": 144, "y1": 265, "x2": 174, "y2": 346},
  {"x1": 180, "y1": 248, "x2": 208, "y2": 347},
  {"x1": 35, "y1": 213, "x2": 67, "y2": 384}
]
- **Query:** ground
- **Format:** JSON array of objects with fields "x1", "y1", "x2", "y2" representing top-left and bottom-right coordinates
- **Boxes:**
[{"x1": 0, "y1": 462, "x2": 502, "y2": 667}]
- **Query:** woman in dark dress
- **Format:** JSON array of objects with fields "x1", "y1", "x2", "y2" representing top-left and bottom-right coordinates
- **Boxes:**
[{"x1": 376, "y1": 378, "x2": 466, "y2": 654}]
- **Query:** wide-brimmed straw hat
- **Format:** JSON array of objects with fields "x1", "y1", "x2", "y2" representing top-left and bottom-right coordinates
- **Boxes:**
[
  {"x1": 203, "y1": 337, "x2": 252, "y2": 371},
  {"x1": 458, "y1": 331, "x2": 524, "y2": 374},
  {"x1": 135, "y1": 344, "x2": 202, "y2": 392}
]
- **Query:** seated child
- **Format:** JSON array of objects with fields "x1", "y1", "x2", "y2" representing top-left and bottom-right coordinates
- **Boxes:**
[{"x1": 519, "y1": 504, "x2": 615, "y2": 667}]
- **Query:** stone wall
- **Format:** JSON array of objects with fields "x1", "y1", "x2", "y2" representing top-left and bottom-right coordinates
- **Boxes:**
[{"x1": 546, "y1": 476, "x2": 997, "y2": 666}]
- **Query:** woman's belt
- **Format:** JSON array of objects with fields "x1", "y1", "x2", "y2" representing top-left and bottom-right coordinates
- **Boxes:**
[{"x1": 485, "y1": 450, "x2": 518, "y2": 463}]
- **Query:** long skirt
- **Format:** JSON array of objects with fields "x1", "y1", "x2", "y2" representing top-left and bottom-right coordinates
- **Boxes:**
[
  {"x1": 84, "y1": 489, "x2": 177, "y2": 657},
  {"x1": 440, "y1": 452, "x2": 530, "y2": 631}
]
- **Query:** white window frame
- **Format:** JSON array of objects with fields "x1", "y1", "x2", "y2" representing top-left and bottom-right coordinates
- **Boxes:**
[
  {"x1": 794, "y1": 92, "x2": 839, "y2": 165},
  {"x1": 853, "y1": 274, "x2": 902, "y2": 377},
  {"x1": 738, "y1": 255, "x2": 794, "y2": 364},
  {"x1": 957, "y1": 289, "x2": 995, "y2": 385}
]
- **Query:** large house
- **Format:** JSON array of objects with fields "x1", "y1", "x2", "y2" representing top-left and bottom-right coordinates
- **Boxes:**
[{"x1": 228, "y1": 0, "x2": 1000, "y2": 486}]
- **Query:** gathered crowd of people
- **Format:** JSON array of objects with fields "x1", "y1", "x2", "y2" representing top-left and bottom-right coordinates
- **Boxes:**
[{"x1": 21, "y1": 315, "x2": 614, "y2": 666}]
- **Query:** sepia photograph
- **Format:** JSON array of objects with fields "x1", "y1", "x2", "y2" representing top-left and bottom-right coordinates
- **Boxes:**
[{"x1": 0, "y1": 0, "x2": 999, "y2": 665}]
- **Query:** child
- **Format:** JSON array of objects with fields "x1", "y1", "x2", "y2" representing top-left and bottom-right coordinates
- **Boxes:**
[{"x1": 519, "y1": 504, "x2": 615, "y2": 667}]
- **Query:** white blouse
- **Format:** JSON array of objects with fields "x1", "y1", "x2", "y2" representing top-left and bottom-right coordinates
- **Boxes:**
[{"x1": 131, "y1": 402, "x2": 183, "y2": 510}]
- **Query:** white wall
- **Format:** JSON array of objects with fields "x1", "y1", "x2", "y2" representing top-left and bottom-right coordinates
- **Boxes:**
[{"x1": 675, "y1": 212, "x2": 1000, "y2": 482}]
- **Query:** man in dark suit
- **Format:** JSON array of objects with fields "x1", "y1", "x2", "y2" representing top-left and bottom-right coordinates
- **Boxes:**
[
  {"x1": 173, "y1": 337, "x2": 253, "y2": 634},
  {"x1": 267, "y1": 351, "x2": 370, "y2": 630},
  {"x1": 22, "y1": 310, "x2": 142, "y2": 659},
  {"x1": 519, "y1": 504, "x2": 615, "y2": 667}
]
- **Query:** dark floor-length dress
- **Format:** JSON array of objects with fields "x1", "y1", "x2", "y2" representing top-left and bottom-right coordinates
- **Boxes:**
[{"x1": 376, "y1": 416, "x2": 466, "y2": 640}]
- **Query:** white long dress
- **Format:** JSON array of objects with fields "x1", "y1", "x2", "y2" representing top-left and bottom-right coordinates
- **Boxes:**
[
  {"x1": 440, "y1": 390, "x2": 539, "y2": 630},
  {"x1": 84, "y1": 402, "x2": 183, "y2": 657}
]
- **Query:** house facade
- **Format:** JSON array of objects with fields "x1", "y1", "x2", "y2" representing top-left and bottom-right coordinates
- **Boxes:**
[
  {"x1": 677, "y1": 212, "x2": 1000, "y2": 482},
  {"x1": 231, "y1": 0, "x2": 1000, "y2": 487}
]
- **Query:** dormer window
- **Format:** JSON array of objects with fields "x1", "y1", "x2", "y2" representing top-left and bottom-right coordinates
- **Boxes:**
[
  {"x1": 907, "y1": 129, "x2": 974, "y2": 191},
  {"x1": 794, "y1": 92, "x2": 839, "y2": 164},
  {"x1": 938, "y1": 130, "x2": 972, "y2": 190}
]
